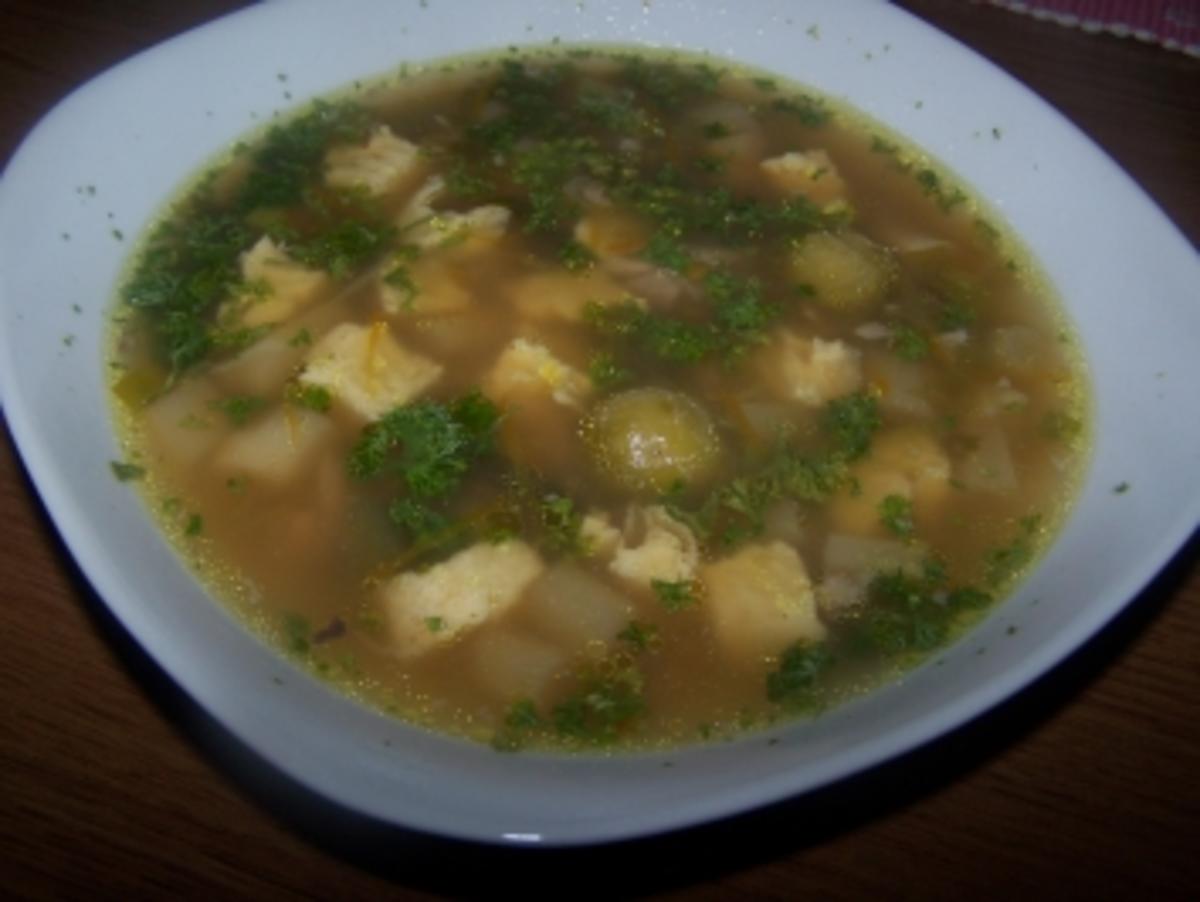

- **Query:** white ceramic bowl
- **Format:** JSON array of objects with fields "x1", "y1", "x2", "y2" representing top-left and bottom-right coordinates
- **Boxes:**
[{"x1": 1, "y1": 0, "x2": 1198, "y2": 846}]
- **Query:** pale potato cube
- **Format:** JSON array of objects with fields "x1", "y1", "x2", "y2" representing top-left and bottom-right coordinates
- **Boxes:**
[
  {"x1": 472, "y1": 629, "x2": 567, "y2": 705},
  {"x1": 610, "y1": 505, "x2": 700, "y2": 589},
  {"x1": 791, "y1": 232, "x2": 895, "y2": 311},
  {"x1": 758, "y1": 332, "x2": 863, "y2": 406},
  {"x1": 702, "y1": 541, "x2": 826, "y2": 660},
  {"x1": 522, "y1": 564, "x2": 634, "y2": 653},
  {"x1": 299, "y1": 322, "x2": 442, "y2": 422},
  {"x1": 142, "y1": 376, "x2": 225, "y2": 469},
  {"x1": 236, "y1": 236, "x2": 331, "y2": 328},
  {"x1": 873, "y1": 428, "x2": 952, "y2": 510},
  {"x1": 482, "y1": 338, "x2": 591, "y2": 409},
  {"x1": 381, "y1": 540, "x2": 545, "y2": 658},
  {"x1": 760, "y1": 150, "x2": 846, "y2": 208},
  {"x1": 580, "y1": 509, "x2": 622, "y2": 560},
  {"x1": 822, "y1": 533, "x2": 925, "y2": 577},
  {"x1": 830, "y1": 428, "x2": 951, "y2": 534},
  {"x1": 213, "y1": 407, "x2": 332, "y2": 487},
  {"x1": 866, "y1": 351, "x2": 935, "y2": 419},
  {"x1": 508, "y1": 269, "x2": 629, "y2": 323},
  {"x1": 210, "y1": 332, "x2": 305, "y2": 397},
  {"x1": 324, "y1": 126, "x2": 421, "y2": 196},
  {"x1": 828, "y1": 462, "x2": 912, "y2": 536},
  {"x1": 956, "y1": 427, "x2": 1018, "y2": 494},
  {"x1": 377, "y1": 257, "x2": 472, "y2": 317}
]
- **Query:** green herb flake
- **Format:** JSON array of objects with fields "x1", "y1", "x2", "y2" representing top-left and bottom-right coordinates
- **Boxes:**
[
  {"x1": 767, "y1": 641, "x2": 833, "y2": 708},
  {"x1": 211, "y1": 395, "x2": 266, "y2": 427},
  {"x1": 587, "y1": 350, "x2": 632, "y2": 392},
  {"x1": 184, "y1": 513, "x2": 204, "y2": 537},
  {"x1": 823, "y1": 392, "x2": 881, "y2": 460},
  {"x1": 879, "y1": 494, "x2": 915, "y2": 538},
  {"x1": 424, "y1": 616, "x2": 446, "y2": 633},
  {"x1": 282, "y1": 612, "x2": 311, "y2": 655},
  {"x1": 286, "y1": 382, "x2": 332, "y2": 413},
  {"x1": 552, "y1": 660, "x2": 645, "y2": 744},
  {"x1": 889, "y1": 323, "x2": 929, "y2": 361},
  {"x1": 1113, "y1": 481, "x2": 1131, "y2": 495},
  {"x1": 617, "y1": 620, "x2": 660, "y2": 651},
  {"x1": 110, "y1": 460, "x2": 145, "y2": 482},
  {"x1": 651, "y1": 578, "x2": 699, "y2": 612}
]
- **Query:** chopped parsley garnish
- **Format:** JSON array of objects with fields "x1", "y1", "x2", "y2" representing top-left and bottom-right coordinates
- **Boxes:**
[
  {"x1": 282, "y1": 612, "x2": 311, "y2": 655},
  {"x1": 617, "y1": 620, "x2": 660, "y2": 651},
  {"x1": 211, "y1": 395, "x2": 265, "y2": 427},
  {"x1": 850, "y1": 563, "x2": 991, "y2": 657},
  {"x1": 587, "y1": 351, "x2": 632, "y2": 392},
  {"x1": 766, "y1": 641, "x2": 833, "y2": 708},
  {"x1": 651, "y1": 579, "x2": 700, "y2": 611},
  {"x1": 288, "y1": 327, "x2": 313, "y2": 348},
  {"x1": 642, "y1": 230, "x2": 691, "y2": 273},
  {"x1": 110, "y1": 461, "x2": 145, "y2": 482},
  {"x1": 237, "y1": 100, "x2": 372, "y2": 210},
  {"x1": 551, "y1": 659, "x2": 646, "y2": 744},
  {"x1": 824, "y1": 392, "x2": 881, "y2": 460},
  {"x1": 285, "y1": 382, "x2": 332, "y2": 413},
  {"x1": 287, "y1": 218, "x2": 396, "y2": 277},
  {"x1": 538, "y1": 493, "x2": 586, "y2": 555},
  {"x1": 558, "y1": 238, "x2": 596, "y2": 272},
  {"x1": 879, "y1": 494, "x2": 915, "y2": 538},
  {"x1": 184, "y1": 513, "x2": 204, "y2": 537},
  {"x1": 985, "y1": 515, "x2": 1042, "y2": 587},
  {"x1": 889, "y1": 323, "x2": 929, "y2": 361},
  {"x1": 666, "y1": 392, "x2": 876, "y2": 548},
  {"x1": 348, "y1": 393, "x2": 500, "y2": 544}
]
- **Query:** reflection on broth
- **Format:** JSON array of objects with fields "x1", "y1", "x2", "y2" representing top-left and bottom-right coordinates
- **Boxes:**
[{"x1": 108, "y1": 48, "x2": 1088, "y2": 751}]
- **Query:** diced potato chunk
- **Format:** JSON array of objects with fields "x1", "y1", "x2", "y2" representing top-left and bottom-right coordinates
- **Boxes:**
[
  {"x1": 760, "y1": 150, "x2": 846, "y2": 208},
  {"x1": 822, "y1": 533, "x2": 925, "y2": 577},
  {"x1": 956, "y1": 427, "x2": 1018, "y2": 494},
  {"x1": 828, "y1": 462, "x2": 912, "y2": 536},
  {"x1": 610, "y1": 505, "x2": 700, "y2": 589},
  {"x1": 213, "y1": 407, "x2": 332, "y2": 487},
  {"x1": 873, "y1": 428, "x2": 952, "y2": 509},
  {"x1": 702, "y1": 541, "x2": 826, "y2": 660},
  {"x1": 377, "y1": 257, "x2": 472, "y2": 317},
  {"x1": 522, "y1": 564, "x2": 634, "y2": 653},
  {"x1": 758, "y1": 332, "x2": 863, "y2": 406},
  {"x1": 472, "y1": 629, "x2": 567, "y2": 705},
  {"x1": 482, "y1": 338, "x2": 591, "y2": 409},
  {"x1": 210, "y1": 332, "x2": 305, "y2": 397},
  {"x1": 299, "y1": 322, "x2": 442, "y2": 421},
  {"x1": 324, "y1": 126, "x2": 420, "y2": 196},
  {"x1": 580, "y1": 509, "x2": 622, "y2": 560},
  {"x1": 142, "y1": 376, "x2": 225, "y2": 469},
  {"x1": 381, "y1": 540, "x2": 544, "y2": 658},
  {"x1": 235, "y1": 236, "x2": 330, "y2": 328},
  {"x1": 829, "y1": 428, "x2": 951, "y2": 534},
  {"x1": 508, "y1": 269, "x2": 629, "y2": 323},
  {"x1": 791, "y1": 232, "x2": 895, "y2": 311}
]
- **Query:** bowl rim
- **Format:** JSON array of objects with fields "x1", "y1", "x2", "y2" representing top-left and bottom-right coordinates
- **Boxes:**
[{"x1": 2, "y1": 0, "x2": 1199, "y2": 846}]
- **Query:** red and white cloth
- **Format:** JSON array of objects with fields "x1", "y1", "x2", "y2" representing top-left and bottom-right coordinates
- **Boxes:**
[{"x1": 984, "y1": 0, "x2": 1200, "y2": 56}]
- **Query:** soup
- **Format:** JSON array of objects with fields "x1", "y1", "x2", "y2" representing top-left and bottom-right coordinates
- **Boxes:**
[{"x1": 108, "y1": 48, "x2": 1088, "y2": 751}]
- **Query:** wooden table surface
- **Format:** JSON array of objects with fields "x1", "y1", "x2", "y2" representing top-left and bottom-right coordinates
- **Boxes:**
[{"x1": 2, "y1": 1, "x2": 1197, "y2": 898}]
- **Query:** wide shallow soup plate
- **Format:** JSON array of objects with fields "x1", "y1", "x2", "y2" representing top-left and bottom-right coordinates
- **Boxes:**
[{"x1": 1, "y1": 0, "x2": 1198, "y2": 846}]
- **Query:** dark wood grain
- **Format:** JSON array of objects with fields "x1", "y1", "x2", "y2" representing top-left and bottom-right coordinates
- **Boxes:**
[{"x1": 1, "y1": 1, "x2": 1197, "y2": 898}]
